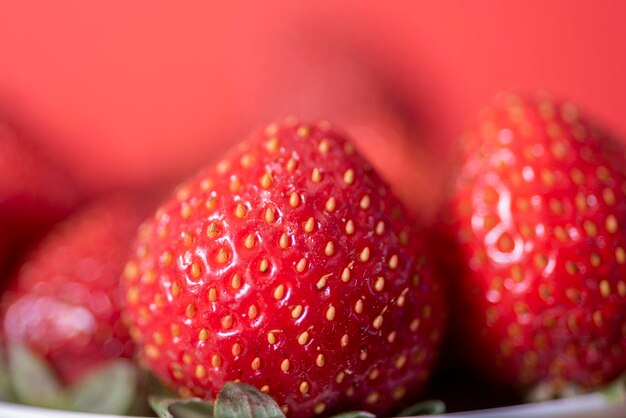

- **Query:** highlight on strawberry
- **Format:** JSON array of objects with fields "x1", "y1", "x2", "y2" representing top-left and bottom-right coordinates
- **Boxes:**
[{"x1": 121, "y1": 119, "x2": 448, "y2": 417}]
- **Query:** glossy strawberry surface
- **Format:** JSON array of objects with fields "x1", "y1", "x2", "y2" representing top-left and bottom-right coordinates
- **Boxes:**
[
  {"x1": 1, "y1": 197, "x2": 145, "y2": 385},
  {"x1": 449, "y1": 92, "x2": 626, "y2": 392},
  {"x1": 122, "y1": 120, "x2": 446, "y2": 417}
]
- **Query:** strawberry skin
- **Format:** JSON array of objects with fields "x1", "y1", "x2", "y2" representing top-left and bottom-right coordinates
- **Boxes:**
[
  {"x1": 0, "y1": 121, "x2": 80, "y2": 276},
  {"x1": 449, "y1": 92, "x2": 626, "y2": 392},
  {"x1": 122, "y1": 120, "x2": 446, "y2": 417},
  {"x1": 1, "y1": 197, "x2": 146, "y2": 385}
]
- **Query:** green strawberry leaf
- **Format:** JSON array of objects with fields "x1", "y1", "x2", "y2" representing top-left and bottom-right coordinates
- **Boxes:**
[
  {"x1": 125, "y1": 370, "x2": 160, "y2": 416},
  {"x1": 397, "y1": 399, "x2": 446, "y2": 416},
  {"x1": 214, "y1": 382, "x2": 285, "y2": 418},
  {"x1": 68, "y1": 358, "x2": 138, "y2": 414},
  {"x1": 329, "y1": 412, "x2": 376, "y2": 418},
  {"x1": 0, "y1": 346, "x2": 14, "y2": 402},
  {"x1": 0, "y1": 370, "x2": 12, "y2": 401},
  {"x1": 170, "y1": 399, "x2": 216, "y2": 418},
  {"x1": 149, "y1": 396, "x2": 215, "y2": 418},
  {"x1": 7, "y1": 343, "x2": 68, "y2": 409},
  {"x1": 149, "y1": 396, "x2": 178, "y2": 418},
  {"x1": 601, "y1": 373, "x2": 626, "y2": 403}
]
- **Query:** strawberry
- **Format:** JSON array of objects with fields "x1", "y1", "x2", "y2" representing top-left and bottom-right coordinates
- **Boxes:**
[
  {"x1": 0, "y1": 120, "x2": 81, "y2": 276},
  {"x1": 122, "y1": 120, "x2": 447, "y2": 417},
  {"x1": 1, "y1": 196, "x2": 148, "y2": 412},
  {"x1": 448, "y1": 92, "x2": 626, "y2": 395}
]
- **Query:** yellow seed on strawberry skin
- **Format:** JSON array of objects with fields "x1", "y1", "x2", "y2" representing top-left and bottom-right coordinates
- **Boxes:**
[
  {"x1": 345, "y1": 220, "x2": 355, "y2": 235},
  {"x1": 296, "y1": 258, "x2": 307, "y2": 272},
  {"x1": 372, "y1": 315, "x2": 384, "y2": 329},
  {"x1": 311, "y1": 168, "x2": 322, "y2": 183},
  {"x1": 359, "y1": 194, "x2": 371, "y2": 209},
  {"x1": 324, "y1": 241, "x2": 335, "y2": 256},
  {"x1": 354, "y1": 299, "x2": 364, "y2": 314},
  {"x1": 274, "y1": 284, "x2": 285, "y2": 300},
  {"x1": 313, "y1": 402, "x2": 326, "y2": 415},
  {"x1": 248, "y1": 305, "x2": 258, "y2": 319},
  {"x1": 291, "y1": 305, "x2": 303, "y2": 319},
  {"x1": 126, "y1": 287, "x2": 139, "y2": 304},
  {"x1": 240, "y1": 153, "x2": 254, "y2": 168},
  {"x1": 297, "y1": 126, "x2": 310, "y2": 137},
  {"x1": 297, "y1": 331, "x2": 309, "y2": 345},
  {"x1": 375, "y1": 221, "x2": 385, "y2": 235},
  {"x1": 221, "y1": 315, "x2": 233, "y2": 329},
  {"x1": 229, "y1": 176, "x2": 241, "y2": 193},
  {"x1": 216, "y1": 247, "x2": 230, "y2": 264},
  {"x1": 260, "y1": 172, "x2": 273, "y2": 189},
  {"x1": 304, "y1": 217, "x2": 315, "y2": 233},
  {"x1": 279, "y1": 233, "x2": 289, "y2": 249},
  {"x1": 340, "y1": 334, "x2": 349, "y2": 347},
  {"x1": 289, "y1": 192, "x2": 300, "y2": 207},
  {"x1": 145, "y1": 344, "x2": 159, "y2": 359},
  {"x1": 606, "y1": 214, "x2": 618, "y2": 233},
  {"x1": 212, "y1": 355, "x2": 222, "y2": 368},
  {"x1": 234, "y1": 203, "x2": 247, "y2": 218},
  {"x1": 208, "y1": 287, "x2": 217, "y2": 302},
  {"x1": 325, "y1": 197, "x2": 336, "y2": 212},
  {"x1": 359, "y1": 247, "x2": 371, "y2": 262},
  {"x1": 244, "y1": 234, "x2": 255, "y2": 249},
  {"x1": 318, "y1": 139, "x2": 330, "y2": 153},
  {"x1": 286, "y1": 158, "x2": 297, "y2": 172},
  {"x1": 600, "y1": 280, "x2": 611, "y2": 297},
  {"x1": 343, "y1": 169, "x2": 355, "y2": 185},
  {"x1": 316, "y1": 354, "x2": 325, "y2": 367},
  {"x1": 265, "y1": 137, "x2": 279, "y2": 153},
  {"x1": 190, "y1": 263, "x2": 201, "y2": 279},
  {"x1": 388, "y1": 254, "x2": 399, "y2": 269},
  {"x1": 299, "y1": 381, "x2": 309, "y2": 394},
  {"x1": 325, "y1": 305, "x2": 336, "y2": 321},
  {"x1": 265, "y1": 207, "x2": 276, "y2": 224},
  {"x1": 251, "y1": 357, "x2": 261, "y2": 370},
  {"x1": 232, "y1": 343, "x2": 242, "y2": 356},
  {"x1": 195, "y1": 365, "x2": 206, "y2": 379},
  {"x1": 124, "y1": 261, "x2": 139, "y2": 280}
]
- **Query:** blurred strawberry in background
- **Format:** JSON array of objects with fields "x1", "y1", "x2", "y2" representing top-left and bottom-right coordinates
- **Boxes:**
[
  {"x1": 0, "y1": 120, "x2": 81, "y2": 277},
  {"x1": 0, "y1": 196, "x2": 150, "y2": 413}
]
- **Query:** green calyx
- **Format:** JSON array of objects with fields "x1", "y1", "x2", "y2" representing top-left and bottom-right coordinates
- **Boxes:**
[{"x1": 2, "y1": 343, "x2": 139, "y2": 414}]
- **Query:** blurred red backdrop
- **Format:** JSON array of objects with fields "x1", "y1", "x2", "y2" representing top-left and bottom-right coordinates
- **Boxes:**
[{"x1": 1, "y1": 1, "x2": 625, "y2": 207}]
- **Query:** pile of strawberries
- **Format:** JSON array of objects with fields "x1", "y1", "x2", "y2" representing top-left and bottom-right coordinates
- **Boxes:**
[{"x1": 0, "y1": 92, "x2": 625, "y2": 417}]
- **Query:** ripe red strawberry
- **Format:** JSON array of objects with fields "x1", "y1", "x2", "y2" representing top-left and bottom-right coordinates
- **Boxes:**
[
  {"x1": 122, "y1": 120, "x2": 447, "y2": 417},
  {"x1": 0, "y1": 121, "x2": 81, "y2": 276},
  {"x1": 448, "y1": 92, "x2": 626, "y2": 394},
  {"x1": 1, "y1": 197, "x2": 146, "y2": 389}
]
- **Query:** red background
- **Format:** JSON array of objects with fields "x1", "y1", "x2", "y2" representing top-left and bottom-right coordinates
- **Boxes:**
[{"x1": 1, "y1": 1, "x2": 625, "y2": 196}]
